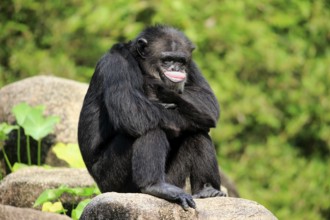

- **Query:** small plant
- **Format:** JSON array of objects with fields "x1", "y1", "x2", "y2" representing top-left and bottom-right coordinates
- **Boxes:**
[
  {"x1": 34, "y1": 185, "x2": 100, "y2": 220},
  {"x1": 12, "y1": 103, "x2": 60, "y2": 166},
  {"x1": 0, "y1": 103, "x2": 60, "y2": 172},
  {"x1": 42, "y1": 201, "x2": 66, "y2": 214},
  {"x1": 0, "y1": 123, "x2": 19, "y2": 171},
  {"x1": 71, "y1": 198, "x2": 92, "y2": 220},
  {"x1": 52, "y1": 143, "x2": 85, "y2": 168}
]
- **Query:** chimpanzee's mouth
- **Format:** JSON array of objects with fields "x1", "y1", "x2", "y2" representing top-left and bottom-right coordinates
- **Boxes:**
[{"x1": 163, "y1": 71, "x2": 186, "y2": 83}]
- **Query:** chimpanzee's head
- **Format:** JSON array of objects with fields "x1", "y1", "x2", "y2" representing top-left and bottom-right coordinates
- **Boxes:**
[{"x1": 133, "y1": 25, "x2": 195, "y2": 93}]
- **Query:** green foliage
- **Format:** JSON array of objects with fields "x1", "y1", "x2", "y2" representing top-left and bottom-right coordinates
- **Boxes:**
[
  {"x1": 42, "y1": 201, "x2": 66, "y2": 214},
  {"x1": 34, "y1": 185, "x2": 100, "y2": 207},
  {"x1": 1, "y1": 0, "x2": 329, "y2": 219},
  {"x1": 11, "y1": 162, "x2": 29, "y2": 172},
  {"x1": 52, "y1": 143, "x2": 85, "y2": 168},
  {"x1": 220, "y1": 139, "x2": 330, "y2": 220},
  {"x1": 12, "y1": 103, "x2": 60, "y2": 165},
  {"x1": 0, "y1": 123, "x2": 19, "y2": 171},
  {"x1": 0, "y1": 123, "x2": 18, "y2": 142},
  {"x1": 71, "y1": 199, "x2": 92, "y2": 220},
  {"x1": 34, "y1": 185, "x2": 100, "y2": 219},
  {"x1": 12, "y1": 103, "x2": 60, "y2": 141}
]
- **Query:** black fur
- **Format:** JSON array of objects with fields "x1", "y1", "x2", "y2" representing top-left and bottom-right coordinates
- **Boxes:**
[{"x1": 78, "y1": 25, "x2": 225, "y2": 210}]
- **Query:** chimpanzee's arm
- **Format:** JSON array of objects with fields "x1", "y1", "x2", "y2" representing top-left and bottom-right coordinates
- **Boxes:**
[
  {"x1": 101, "y1": 44, "x2": 163, "y2": 137},
  {"x1": 157, "y1": 62, "x2": 220, "y2": 131}
]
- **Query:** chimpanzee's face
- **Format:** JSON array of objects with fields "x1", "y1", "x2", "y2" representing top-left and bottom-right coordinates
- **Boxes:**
[{"x1": 137, "y1": 35, "x2": 194, "y2": 93}]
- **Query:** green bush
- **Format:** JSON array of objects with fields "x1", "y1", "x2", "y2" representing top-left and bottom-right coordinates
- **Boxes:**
[{"x1": 1, "y1": 0, "x2": 329, "y2": 219}]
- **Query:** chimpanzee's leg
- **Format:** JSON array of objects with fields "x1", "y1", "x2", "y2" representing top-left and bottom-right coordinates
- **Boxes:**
[
  {"x1": 132, "y1": 128, "x2": 196, "y2": 210},
  {"x1": 166, "y1": 132, "x2": 226, "y2": 198},
  {"x1": 90, "y1": 134, "x2": 136, "y2": 193}
]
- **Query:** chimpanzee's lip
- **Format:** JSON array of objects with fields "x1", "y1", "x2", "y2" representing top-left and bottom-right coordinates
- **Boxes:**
[{"x1": 164, "y1": 71, "x2": 186, "y2": 83}]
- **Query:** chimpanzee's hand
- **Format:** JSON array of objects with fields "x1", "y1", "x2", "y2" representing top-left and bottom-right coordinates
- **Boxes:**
[
  {"x1": 156, "y1": 86, "x2": 181, "y2": 103},
  {"x1": 141, "y1": 182, "x2": 196, "y2": 211}
]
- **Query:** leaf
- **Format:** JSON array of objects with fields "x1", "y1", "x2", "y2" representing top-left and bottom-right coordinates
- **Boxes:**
[
  {"x1": 42, "y1": 201, "x2": 65, "y2": 213},
  {"x1": 67, "y1": 186, "x2": 100, "y2": 197},
  {"x1": 41, "y1": 202, "x2": 53, "y2": 212},
  {"x1": 52, "y1": 143, "x2": 85, "y2": 168},
  {"x1": 12, "y1": 103, "x2": 60, "y2": 141},
  {"x1": 0, "y1": 123, "x2": 19, "y2": 134},
  {"x1": 12, "y1": 163, "x2": 29, "y2": 172},
  {"x1": 23, "y1": 111, "x2": 60, "y2": 140},
  {"x1": 12, "y1": 164, "x2": 52, "y2": 173},
  {"x1": 34, "y1": 184, "x2": 99, "y2": 211},
  {"x1": 93, "y1": 187, "x2": 101, "y2": 195},
  {"x1": 0, "y1": 123, "x2": 19, "y2": 141},
  {"x1": 12, "y1": 103, "x2": 44, "y2": 126},
  {"x1": 71, "y1": 199, "x2": 92, "y2": 220},
  {"x1": 12, "y1": 103, "x2": 30, "y2": 126},
  {"x1": 34, "y1": 188, "x2": 66, "y2": 207}
]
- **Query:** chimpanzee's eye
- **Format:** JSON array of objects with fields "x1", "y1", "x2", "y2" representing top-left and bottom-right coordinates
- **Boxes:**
[{"x1": 179, "y1": 59, "x2": 186, "y2": 65}]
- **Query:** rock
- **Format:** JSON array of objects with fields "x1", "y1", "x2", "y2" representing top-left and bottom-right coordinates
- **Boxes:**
[
  {"x1": 0, "y1": 165, "x2": 275, "y2": 220},
  {"x1": 0, "y1": 204, "x2": 71, "y2": 220},
  {"x1": 0, "y1": 167, "x2": 95, "y2": 208},
  {"x1": 0, "y1": 75, "x2": 88, "y2": 168},
  {"x1": 0, "y1": 75, "x2": 88, "y2": 143},
  {"x1": 81, "y1": 192, "x2": 278, "y2": 220}
]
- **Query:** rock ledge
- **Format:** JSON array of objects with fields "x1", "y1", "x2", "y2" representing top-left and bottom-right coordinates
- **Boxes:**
[{"x1": 81, "y1": 192, "x2": 277, "y2": 220}]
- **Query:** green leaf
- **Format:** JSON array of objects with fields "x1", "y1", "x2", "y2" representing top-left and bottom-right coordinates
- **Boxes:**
[
  {"x1": 93, "y1": 187, "x2": 101, "y2": 195},
  {"x1": 12, "y1": 103, "x2": 44, "y2": 126},
  {"x1": 41, "y1": 202, "x2": 53, "y2": 212},
  {"x1": 12, "y1": 103, "x2": 60, "y2": 141},
  {"x1": 52, "y1": 143, "x2": 85, "y2": 168},
  {"x1": 12, "y1": 163, "x2": 29, "y2": 172},
  {"x1": 42, "y1": 201, "x2": 66, "y2": 214},
  {"x1": 34, "y1": 184, "x2": 99, "y2": 211},
  {"x1": 67, "y1": 186, "x2": 100, "y2": 197},
  {"x1": 34, "y1": 187, "x2": 66, "y2": 207},
  {"x1": 23, "y1": 111, "x2": 60, "y2": 141},
  {"x1": 12, "y1": 164, "x2": 52, "y2": 172},
  {"x1": 71, "y1": 199, "x2": 92, "y2": 220},
  {"x1": 0, "y1": 123, "x2": 19, "y2": 141},
  {"x1": 0, "y1": 123, "x2": 19, "y2": 134},
  {"x1": 12, "y1": 103, "x2": 30, "y2": 126}
]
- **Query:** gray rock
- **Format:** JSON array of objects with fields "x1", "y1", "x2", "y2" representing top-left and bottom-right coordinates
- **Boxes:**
[
  {"x1": 0, "y1": 75, "x2": 88, "y2": 168},
  {"x1": 81, "y1": 192, "x2": 278, "y2": 220},
  {"x1": 0, "y1": 75, "x2": 88, "y2": 143},
  {"x1": 0, "y1": 204, "x2": 71, "y2": 220},
  {"x1": 0, "y1": 167, "x2": 95, "y2": 208}
]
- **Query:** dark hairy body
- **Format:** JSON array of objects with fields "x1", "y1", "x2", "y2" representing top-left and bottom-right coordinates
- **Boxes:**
[{"x1": 78, "y1": 25, "x2": 226, "y2": 210}]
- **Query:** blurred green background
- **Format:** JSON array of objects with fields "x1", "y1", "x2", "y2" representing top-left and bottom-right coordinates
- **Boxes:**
[{"x1": 1, "y1": 0, "x2": 329, "y2": 219}]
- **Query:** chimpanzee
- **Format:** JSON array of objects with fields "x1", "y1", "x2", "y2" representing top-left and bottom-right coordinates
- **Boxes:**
[{"x1": 78, "y1": 25, "x2": 226, "y2": 210}]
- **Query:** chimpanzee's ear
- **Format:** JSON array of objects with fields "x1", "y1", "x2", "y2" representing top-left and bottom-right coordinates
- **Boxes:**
[{"x1": 136, "y1": 38, "x2": 148, "y2": 59}]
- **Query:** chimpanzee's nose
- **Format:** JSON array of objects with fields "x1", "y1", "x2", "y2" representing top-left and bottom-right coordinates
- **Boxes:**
[{"x1": 170, "y1": 65, "x2": 180, "y2": 71}]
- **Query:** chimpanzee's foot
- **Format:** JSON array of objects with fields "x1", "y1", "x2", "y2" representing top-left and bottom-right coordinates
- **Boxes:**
[{"x1": 193, "y1": 183, "x2": 227, "y2": 198}]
